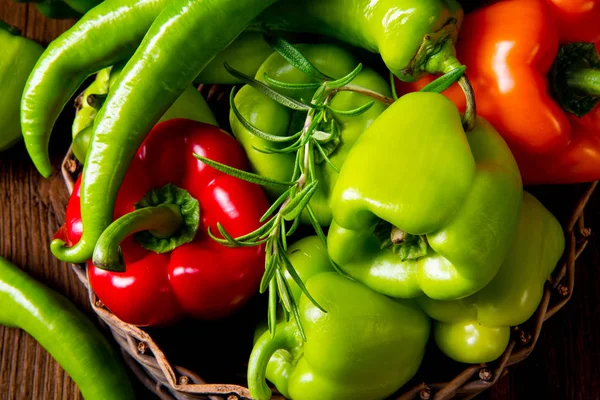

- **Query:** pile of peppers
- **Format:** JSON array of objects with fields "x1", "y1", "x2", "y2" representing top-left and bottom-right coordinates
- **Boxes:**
[{"x1": 7, "y1": 0, "x2": 594, "y2": 398}]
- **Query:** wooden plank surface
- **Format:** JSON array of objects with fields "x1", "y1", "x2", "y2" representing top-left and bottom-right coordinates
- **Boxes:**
[{"x1": 0, "y1": 0, "x2": 599, "y2": 399}]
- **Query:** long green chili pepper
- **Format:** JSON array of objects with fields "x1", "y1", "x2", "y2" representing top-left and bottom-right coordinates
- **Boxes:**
[
  {"x1": 50, "y1": 0, "x2": 278, "y2": 263},
  {"x1": 0, "y1": 256, "x2": 135, "y2": 400},
  {"x1": 21, "y1": 0, "x2": 170, "y2": 178}
]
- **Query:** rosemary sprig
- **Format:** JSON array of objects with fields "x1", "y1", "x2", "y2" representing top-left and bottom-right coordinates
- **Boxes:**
[{"x1": 196, "y1": 33, "x2": 399, "y2": 339}]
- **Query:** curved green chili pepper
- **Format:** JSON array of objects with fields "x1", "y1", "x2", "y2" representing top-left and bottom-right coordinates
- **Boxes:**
[
  {"x1": 255, "y1": 0, "x2": 464, "y2": 82},
  {"x1": 22, "y1": 0, "x2": 171, "y2": 178},
  {"x1": 0, "y1": 256, "x2": 135, "y2": 400},
  {"x1": 50, "y1": 0, "x2": 278, "y2": 263}
]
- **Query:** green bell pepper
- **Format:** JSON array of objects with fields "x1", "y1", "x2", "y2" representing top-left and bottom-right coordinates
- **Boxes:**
[
  {"x1": 418, "y1": 192, "x2": 565, "y2": 363},
  {"x1": 248, "y1": 236, "x2": 431, "y2": 400},
  {"x1": 230, "y1": 43, "x2": 391, "y2": 226},
  {"x1": 71, "y1": 67, "x2": 112, "y2": 162},
  {"x1": 194, "y1": 33, "x2": 274, "y2": 84},
  {"x1": 71, "y1": 64, "x2": 217, "y2": 163},
  {"x1": 328, "y1": 92, "x2": 523, "y2": 300},
  {"x1": 0, "y1": 21, "x2": 43, "y2": 151}
]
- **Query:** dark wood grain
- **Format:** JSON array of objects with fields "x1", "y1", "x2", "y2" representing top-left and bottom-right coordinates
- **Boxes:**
[
  {"x1": 1, "y1": 2, "x2": 85, "y2": 399},
  {"x1": 0, "y1": 1, "x2": 599, "y2": 399}
]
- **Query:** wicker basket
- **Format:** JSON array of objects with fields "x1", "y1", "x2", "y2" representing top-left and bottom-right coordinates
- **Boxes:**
[{"x1": 61, "y1": 84, "x2": 598, "y2": 400}]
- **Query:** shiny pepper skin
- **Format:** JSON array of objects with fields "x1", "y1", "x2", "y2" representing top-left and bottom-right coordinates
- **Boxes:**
[
  {"x1": 248, "y1": 236, "x2": 430, "y2": 400},
  {"x1": 328, "y1": 92, "x2": 523, "y2": 301},
  {"x1": 58, "y1": 120, "x2": 270, "y2": 326}
]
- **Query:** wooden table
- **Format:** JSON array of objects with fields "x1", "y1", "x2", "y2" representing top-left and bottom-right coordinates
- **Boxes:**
[{"x1": 1, "y1": 1, "x2": 599, "y2": 399}]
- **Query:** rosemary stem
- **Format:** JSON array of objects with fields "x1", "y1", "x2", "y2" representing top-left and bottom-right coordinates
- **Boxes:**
[{"x1": 337, "y1": 84, "x2": 395, "y2": 105}]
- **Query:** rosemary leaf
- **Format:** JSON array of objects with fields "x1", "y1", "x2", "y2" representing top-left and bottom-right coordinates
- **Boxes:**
[
  {"x1": 194, "y1": 155, "x2": 294, "y2": 188},
  {"x1": 224, "y1": 62, "x2": 312, "y2": 111},
  {"x1": 325, "y1": 63, "x2": 363, "y2": 89},
  {"x1": 420, "y1": 65, "x2": 466, "y2": 94},
  {"x1": 263, "y1": 31, "x2": 330, "y2": 81},
  {"x1": 230, "y1": 87, "x2": 301, "y2": 142}
]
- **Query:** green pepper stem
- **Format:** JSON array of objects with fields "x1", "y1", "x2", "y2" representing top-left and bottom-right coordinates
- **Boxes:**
[
  {"x1": 390, "y1": 227, "x2": 406, "y2": 244},
  {"x1": 566, "y1": 67, "x2": 600, "y2": 97},
  {"x1": 429, "y1": 53, "x2": 477, "y2": 131},
  {"x1": 92, "y1": 204, "x2": 183, "y2": 272},
  {"x1": 458, "y1": 75, "x2": 477, "y2": 132},
  {"x1": 248, "y1": 322, "x2": 301, "y2": 400}
]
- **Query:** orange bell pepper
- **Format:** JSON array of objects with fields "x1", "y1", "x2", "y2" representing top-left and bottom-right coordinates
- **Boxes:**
[{"x1": 396, "y1": 0, "x2": 600, "y2": 184}]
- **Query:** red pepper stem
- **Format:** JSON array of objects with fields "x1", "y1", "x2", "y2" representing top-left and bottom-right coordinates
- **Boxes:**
[
  {"x1": 566, "y1": 67, "x2": 600, "y2": 97},
  {"x1": 92, "y1": 204, "x2": 183, "y2": 272}
]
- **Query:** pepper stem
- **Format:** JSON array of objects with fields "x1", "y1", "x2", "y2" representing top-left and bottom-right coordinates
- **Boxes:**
[
  {"x1": 248, "y1": 322, "x2": 302, "y2": 400},
  {"x1": 458, "y1": 75, "x2": 477, "y2": 132},
  {"x1": 550, "y1": 42, "x2": 600, "y2": 117},
  {"x1": 566, "y1": 67, "x2": 600, "y2": 97},
  {"x1": 336, "y1": 84, "x2": 395, "y2": 105},
  {"x1": 92, "y1": 204, "x2": 183, "y2": 272},
  {"x1": 390, "y1": 227, "x2": 407, "y2": 244},
  {"x1": 426, "y1": 50, "x2": 477, "y2": 131}
]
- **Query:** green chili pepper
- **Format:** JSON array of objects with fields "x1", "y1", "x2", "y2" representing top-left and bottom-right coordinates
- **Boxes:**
[
  {"x1": 248, "y1": 236, "x2": 430, "y2": 400},
  {"x1": 72, "y1": 64, "x2": 217, "y2": 163},
  {"x1": 0, "y1": 256, "x2": 135, "y2": 400},
  {"x1": 50, "y1": 0, "x2": 278, "y2": 264},
  {"x1": 0, "y1": 21, "x2": 43, "y2": 151},
  {"x1": 230, "y1": 43, "x2": 390, "y2": 226},
  {"x1": 418, "y1": 192, "x2": 565, "y2": 363},
  {"x1": 22, "y1": 0, "x2": 172, "y2": 178},
  {"x1": 327, "y1": 92, "x2": 523, "y2": 301},
  {"x1": 21, "y1": 0, "x2": 274, "y2": 178},
  {"x1": 255, "y1": 0, "x2": 464, "y2": 82}
]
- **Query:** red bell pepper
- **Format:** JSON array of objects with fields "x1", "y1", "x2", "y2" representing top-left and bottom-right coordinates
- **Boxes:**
[
  {"x1": 58, "y1": 119, "x2": 270, "y2": 326},
  {"x1": 395, "y1": 0, "x2": 600, "y2": 184}
]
